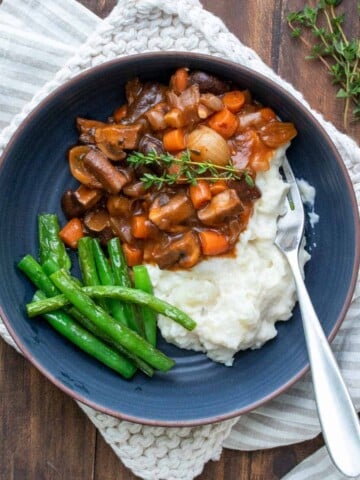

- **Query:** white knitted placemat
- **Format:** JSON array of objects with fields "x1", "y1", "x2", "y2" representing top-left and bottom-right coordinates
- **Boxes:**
[{"x1": 1, "y1": 1, "x2": 360, "y2": 479}]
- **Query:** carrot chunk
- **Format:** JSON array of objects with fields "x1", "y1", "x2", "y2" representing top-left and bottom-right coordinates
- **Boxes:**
[
  {"x1": 131, "y1": 215, "x2": 151, "y2": 239},
  {"x1": 209, "y1": 180, "x2": 228, "y2": 196},
  {"x1": 59, "y1": 218, "x2": 84, "y2": 249},
  {"x1": 122, "y1": 243, "x2": 143, "y2": 267},
  {"x1": 163, "y1": 128, "x2": 186, "y2": 152},
  {"x1": 189, "y1": 180, "x2": 212, "y2": 210},
  {"x1": 198, "y1": 230, "x2": 229, "y2": 256},
  {"x1": 208, "y1": 108, "x2": 238, "y2": 138},
  {"x1": 222, "y1": 90, "x2": 246, "y2": 113}
]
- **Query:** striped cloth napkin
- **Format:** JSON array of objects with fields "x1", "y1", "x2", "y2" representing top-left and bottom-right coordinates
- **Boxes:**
[{"x1": 1, "y1": 1, "x2": 360, "y2": 479}]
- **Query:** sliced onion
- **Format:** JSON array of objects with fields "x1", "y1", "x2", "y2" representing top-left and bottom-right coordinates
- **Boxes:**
[{"x1": 187, "y1": 125, "x2": 231, "y2": 166}]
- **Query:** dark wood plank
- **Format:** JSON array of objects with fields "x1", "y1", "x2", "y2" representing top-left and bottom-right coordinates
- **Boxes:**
[
  {"x1": 1, "y1": 1, "x2": 359, "y2": 479},
  {"x1": 200, "y1": 0, "x2": 281, "y2": 68},
  {"x1": 0, "y1": 340, "x2": 96, "y2": 480},
  {"x1": 279, "y1": 0, "x2": 359, "y2": 140},
  {"x1": 78, "y1": 0, "x2": 116, "y2": 18}
]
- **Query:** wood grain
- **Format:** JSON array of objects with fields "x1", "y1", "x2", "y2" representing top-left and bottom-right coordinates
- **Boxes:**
[{"x1": 1, "y1": 0, "x2": 359, "y2": 479}]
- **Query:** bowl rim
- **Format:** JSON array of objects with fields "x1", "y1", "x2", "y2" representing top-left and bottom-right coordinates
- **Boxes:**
[{"x1": 1, "y1": 51, "x2": 359, "y2": 426}]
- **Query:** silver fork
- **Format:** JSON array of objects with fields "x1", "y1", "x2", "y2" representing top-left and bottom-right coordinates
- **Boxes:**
[{"x1": 275, "y1": 158, "x2": 360, "y2": 477}]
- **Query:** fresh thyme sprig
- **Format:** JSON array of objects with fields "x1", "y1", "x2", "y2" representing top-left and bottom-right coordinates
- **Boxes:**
[
  {"x1": 126, "y1": 149, "x2": 255, "y2": 189},
  {"x1": 287, "y1": 0, "x2": 360, "y2": 128}
]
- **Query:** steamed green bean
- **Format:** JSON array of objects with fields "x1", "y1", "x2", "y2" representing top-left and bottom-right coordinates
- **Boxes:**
[{"x1": 49, "y1": 269, "x2": 175, "y2": 372}]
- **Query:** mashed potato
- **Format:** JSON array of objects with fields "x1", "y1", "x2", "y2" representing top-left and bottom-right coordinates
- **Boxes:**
[{"x1": 146, "y1": 146, "x2": 309, "y2": 366}]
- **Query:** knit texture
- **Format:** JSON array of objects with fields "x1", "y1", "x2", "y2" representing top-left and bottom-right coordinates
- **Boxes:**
[{"x1": 1, "y1": 1, "x2": 360, "y2": 479}]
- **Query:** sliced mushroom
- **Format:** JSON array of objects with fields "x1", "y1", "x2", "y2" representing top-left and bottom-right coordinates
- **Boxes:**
[
  {"x1": 109, "y1": 216, "x2": 134, "y2": 244},
  {"x1": 138, "y1": 133, "x2": 165, "y2": 157},
  {"x1": 188, "y1": 71, "x2": 230, "y2": 95},
  {"x1": 152, "y1": 231, "x2": 201, "y2": 269},
  {"x1": 68, "y1": 145, "x2": 103, "y2": 189},
  {"x1": 61, "y1": 190, "x2": 84, "y2": 219},
  {"x1": 76, "y1": 184, "x2": 103, "y2": 208},
  {"x1": 94, "y1": 124, "x2": 143, "y2": 160},
  {"x1": 149, "y1": 192, "x2": 195, "y2": 231},
  {"x1": 106, "y1": 195, "x2": 132, "y2": 217},
  {"x1": 61, "y1": 185, "x2": 102, "y2": 219},
  {"x1": 84, "y1": 208, "x2": 114, "y2": 245},
  {"x1": 123, "y1": 180, "x2": 147, "y2": 198},
  {"x1": 123, "y1": 82, "x2": 167, "y2": 124},
  {"x1": 84, "y1": 209, "x2": 114, "y2": 245},
  {"x1": 197, "y1": 189, "x2": 243, "y2": 226},
  {"x1": 76, "y1": 117, "x2": 108, "y2": 144},
  {"x1": 83, "y1": 209, "x2": 110, "y2": 233},
  {"x1": 83, "y1": 149, "x2": 130, "y2": 194},
  {"x1": 125, "y1": 77, "x2": 143, "y2": 105}
]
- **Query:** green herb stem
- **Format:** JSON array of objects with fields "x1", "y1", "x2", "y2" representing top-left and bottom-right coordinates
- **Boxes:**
[
  {"x1": 287, "y1": 1, "x2": 360, "y2": 128},
  {"x1": 127, "y1": 150, "x2": 255, "y2": 188}
]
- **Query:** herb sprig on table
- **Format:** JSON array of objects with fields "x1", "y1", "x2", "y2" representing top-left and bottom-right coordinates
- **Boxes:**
[
  {"x1": 127, "y1": 149, "x2": 255, "y2": 189},
  {"x1": 287, "y1": 0, "x2": 360, "y2": 128}
]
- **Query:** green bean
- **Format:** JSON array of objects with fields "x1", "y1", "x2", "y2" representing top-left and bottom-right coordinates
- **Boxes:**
[
  {"x1": 19, "y1": 255, "x2": 153, "y2": 377},
  {"x1": 92, "y1": 239, "x2": 128, "y2": 325},
  {"x1": 49, "y1": 269, "x2": 175, "y2": 372},
  {"x1": 38, "y1": 214, "x2": 71, "y2": 270},
  {"x1": 33, "y1": 291, "x2": 136, "y2": 379},
  {"x1": 108, "y1": 238, "x2": 143, "y2": 335},
  {"x1": 69, "y1": 307, "x2": 154, "y2": 377},
  {"x1": 78, "y1": 237, "x2": 101, "y2": 286},
  {"x1": 26, "y1": 284, "x2": 196, "y2": 331},
  {"x1": 18, "y1": 255, "x2": 59, "y2": 297},
  {"x1": 133, "y1": 265, "x2": 157, "y2": 346},
  {"x1": 41, "y1": 258, "x2": 62, "y2": 276},
  {"x1": 78, "y1": 236, "x2": 108, "y2": 311}
]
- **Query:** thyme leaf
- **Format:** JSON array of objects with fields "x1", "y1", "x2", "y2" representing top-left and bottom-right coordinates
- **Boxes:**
[
  {"x1": 287, "y1": 0, "x2": 360, "y2": 128},
  {"x1": 126, "y1": 149, "x2": 255, "y2": 189}
]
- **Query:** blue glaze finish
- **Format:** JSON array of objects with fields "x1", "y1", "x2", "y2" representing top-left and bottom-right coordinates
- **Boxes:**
[{"x1": 0, "y1": 53, "x2": 358, "y2": 425}]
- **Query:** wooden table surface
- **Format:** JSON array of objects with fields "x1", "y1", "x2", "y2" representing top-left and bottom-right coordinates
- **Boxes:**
[{"x1": 1, "y1": 1, "x2": 359, "y2": 479}]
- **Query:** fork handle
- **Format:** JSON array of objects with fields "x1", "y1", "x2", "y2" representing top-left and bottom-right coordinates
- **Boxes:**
[{"x1": 286, "y1": 250, "x2": 360, "y2": 477}]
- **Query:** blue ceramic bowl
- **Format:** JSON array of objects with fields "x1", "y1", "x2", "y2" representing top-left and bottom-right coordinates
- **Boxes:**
[{"x1": 0, "y1": 52, "x2": 359, "y2": 425}]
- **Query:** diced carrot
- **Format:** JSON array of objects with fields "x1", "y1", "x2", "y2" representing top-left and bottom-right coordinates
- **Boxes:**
[
  {"x1": 163, "y1": 128, "x2": 186, "y2": 152},
  {"x1": 189, "y1": 180, "x2": 212, "y2": 209},
  {"x1": 122, "y1": 243, "x2": 143, "y2": 267},
  {"x1": 222, "y1": 90, "x2": 246, "y2": 113},
  {"x1": 113, "y1": 104, "x2": 128, "y2": 123},
  {"x1": 209, "y1": 180, "x2": 228, "y2": 196},
  {"x1": 208, "y1": 108, "x2": 239, "y2": 139},
  {"x1": 170, "y1": 68, "x2": 189, "y2": 93},
  {"x1": 198, "y1": 230, "x2": 230, "y2": 256},
  {"x1": 131, "y1": 215, "x2": 151, "y2": 239},
  {"x1": 59, "y1": 218, "x2": 84, "y2": 249}
]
